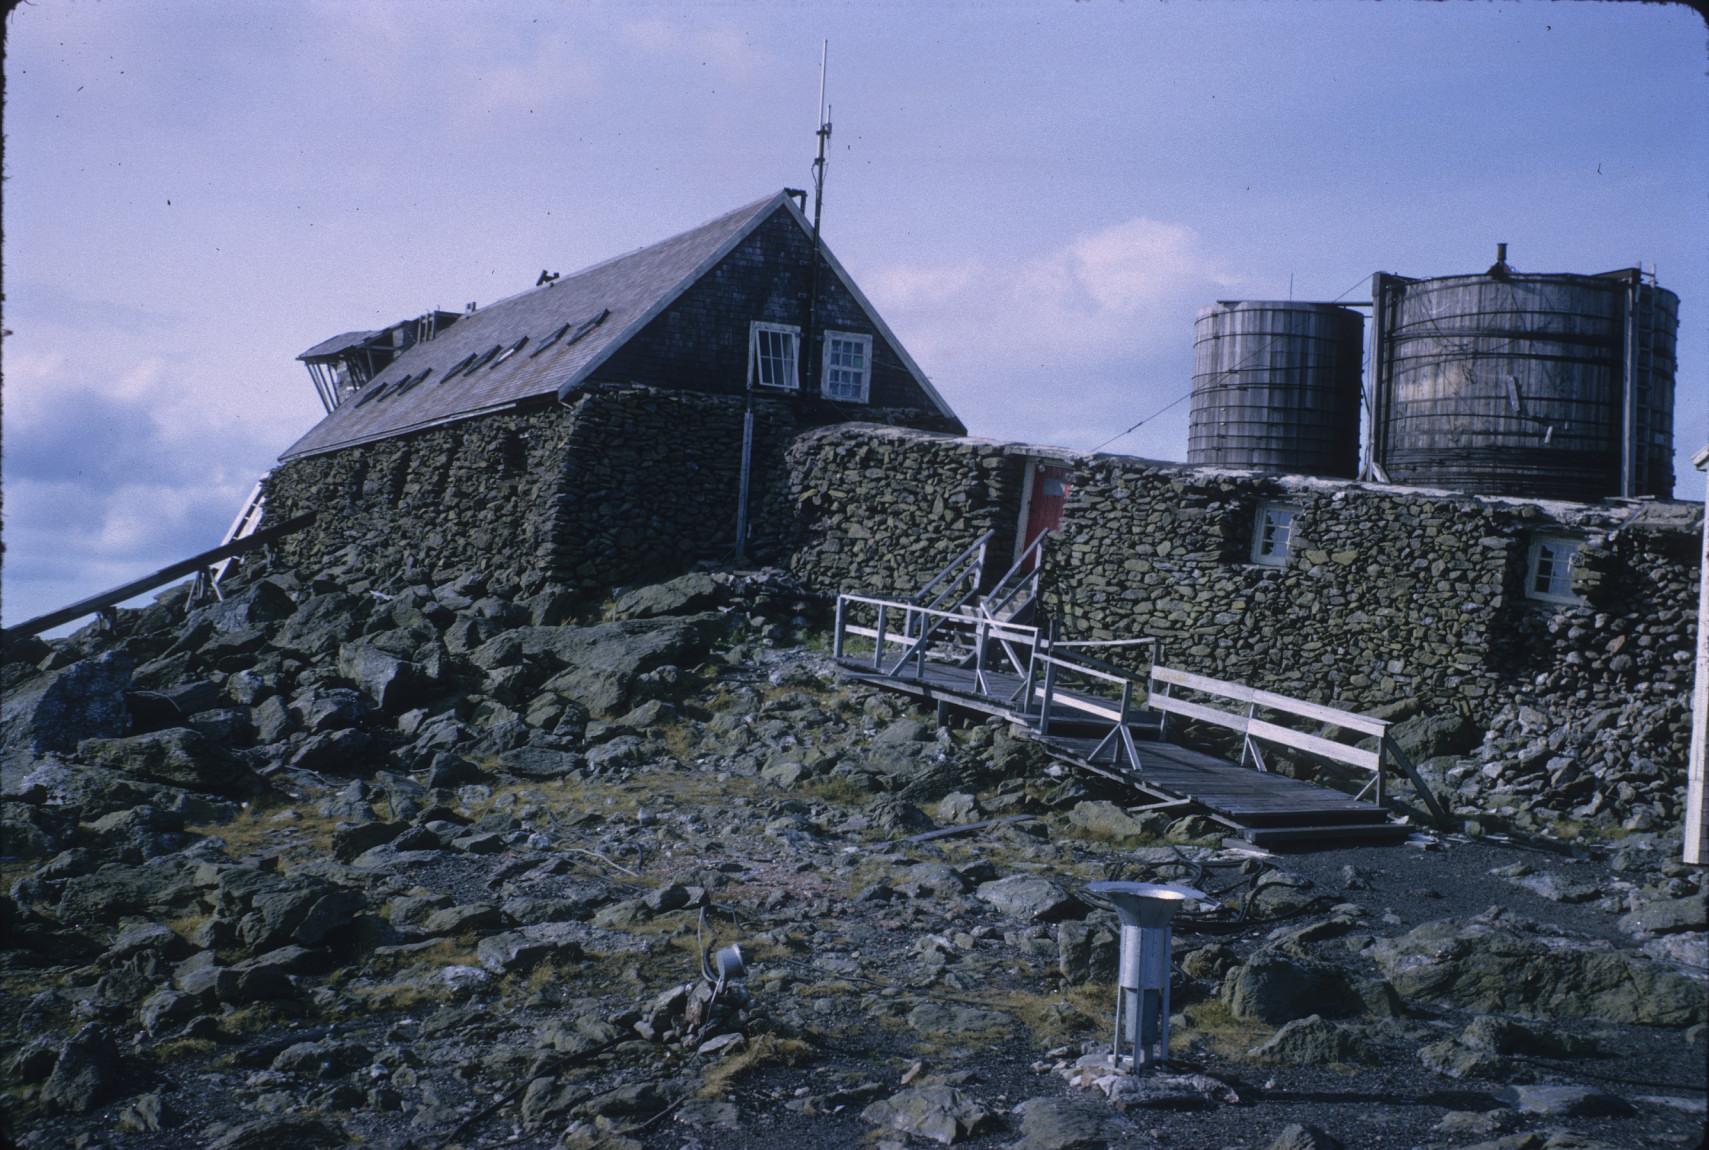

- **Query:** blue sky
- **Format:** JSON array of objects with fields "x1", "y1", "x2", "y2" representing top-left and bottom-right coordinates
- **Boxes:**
[{"x1": 4, "y1": 1, "x2": 1705, "y2": 627}]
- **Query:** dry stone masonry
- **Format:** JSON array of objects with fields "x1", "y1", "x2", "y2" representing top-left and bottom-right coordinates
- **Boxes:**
[
  {"x1": 265, "y1": 404, "x2": 1699, "y2": 838},
  {"x1": 771, "y1": 426, "x2": 1700, "y2": 838}
]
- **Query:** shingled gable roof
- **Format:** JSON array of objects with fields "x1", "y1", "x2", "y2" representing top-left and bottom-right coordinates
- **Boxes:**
[{"x1": 278, "y1": 191, "x2": 955, "y2": 460}]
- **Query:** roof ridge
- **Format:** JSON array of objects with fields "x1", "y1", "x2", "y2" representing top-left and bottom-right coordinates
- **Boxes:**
[{"x1": 480, "y1": 191, "x2": 787, "y2": 314}]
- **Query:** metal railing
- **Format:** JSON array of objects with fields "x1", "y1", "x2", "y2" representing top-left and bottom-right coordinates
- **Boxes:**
[
  {"x1": 913, "y1": 530, "x2": 993, "y2": 613},
  {"x1": 1025, "y1": 641, "x2": 1160, "y2": 770},
  {"x1": 981, "y1": 529, "x2": 1047, "y2": 623},
  {"x1": 832, "y1": 590, "x2": 1162, "y2": 771},
  {"x1": 833, "y1": 592, "x2": 1041, "y2": 684}
]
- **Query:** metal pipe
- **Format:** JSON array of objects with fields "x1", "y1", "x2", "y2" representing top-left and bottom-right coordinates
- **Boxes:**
[
  {"x1": 1620, "y1": 274, "x2": 1640, "y2": 497},
  {"x1": 735, "y1": 407, "x2": 755, "y2": 561}
]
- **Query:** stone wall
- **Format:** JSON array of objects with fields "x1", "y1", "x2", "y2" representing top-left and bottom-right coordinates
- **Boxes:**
[
  {"x1": 265, "y1": 404, "x2": 1701, "y2": 832},
  {"x1": 772, "y1": 424, "x2": 1028, "y2": 599},
  {"x1": 264, "y1": 406, "x2": 571, "y2": 594},
  {"x1": 264, "y1": 387, "x2": 967, "y2": 602},
  {"x1": 772, "y1": 433, "x2": 1701, "y2": 833}
]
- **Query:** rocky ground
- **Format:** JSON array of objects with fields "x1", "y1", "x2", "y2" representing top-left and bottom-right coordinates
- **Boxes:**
[{"x1": 2, "y1": 560, "x2": 1706, "y2": 1150}]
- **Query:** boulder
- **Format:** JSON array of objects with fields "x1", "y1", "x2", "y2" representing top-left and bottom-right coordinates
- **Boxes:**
[
  {"x1": 1057, "y1": 920, "x2": 1119, "y2": 984},
  {"x1": 337, "y1": 642, "x2": 429, "y2": 713},
  {"x1": 612, "y1": 572, "x2": 728, "y2": 620},
  {"x1": 1008, "y1": 1096, "x2": 1124, "y2": 1150},
  {"x1": 39, "y1": 1024, "x2": 119, "y2": 1113},
  {"x1": 1617, "y1": 896, "x2": 1708, "y2": 937},
  {"x1": 1496, "y1": 1083, "x2": 1634, "y2": 1117},
  {"x1": 289, "y1": 729, "x2": 375, "y2": 774},
  {"x1": 976, "y1": 875, "x2": 1084, "y2": 922},
  {"x1": 476, "y1": 924, "x2": 585, "y2": 974},
  {"x1": 0, "y1": 652, "x2": 134, "y2": 762},
  {"x1": 480, "y1": 615, "x2": 725, "y2": 717},
  {"x1": 861, "y1": 1084, "x2": 994, "y2": 1145},
  {"x1": 190, "y1": 579, "x2": 296, "y2": 635},
  {"x1": 1267, "y1": 1125, "x2": 1345, "y2": 1150},
  {"x1": 495, "y1": 747, "x2": 583, "y2": 780},
  {"x1": 75, "y1": 727, "x2": 258, "y2": 796},
  {"x1": 1248, "y1": 1015, "x2": 1368, "y2": 1065},
  {"x1": 206, "y1": 1115, "x2": 348, "y2": 1150},
  {"x1": 1369, "y1": 914, "x2": 1707, "y2": 1027},
  {"x1": 1222, "y1": 950, "x2": 1364, "y2": 1024},
  {"x1": 1067, "y1": 800, "x2": 1153, "y2": 844}
]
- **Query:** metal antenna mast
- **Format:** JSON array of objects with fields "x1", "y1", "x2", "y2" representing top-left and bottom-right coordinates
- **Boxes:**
[
  {"x1": 737, "y1": 42, "x2": 832, "y2": 563},
  {"x1": 804, "y1": 40, "x2": 831, "y2": 393}
]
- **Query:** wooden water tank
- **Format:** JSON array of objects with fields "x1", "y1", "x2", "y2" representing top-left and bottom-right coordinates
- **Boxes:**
[
  {"x1": 1371, "y1": 266, "x2": 1678, "y2": 501},
  {"x1": 1188, "y1": 301, "x2": 1364, "y2": 477}
]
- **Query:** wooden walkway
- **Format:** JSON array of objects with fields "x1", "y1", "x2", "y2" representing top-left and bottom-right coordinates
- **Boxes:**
[{"x1": 839, "y1": 657, "x2": 1407, "y2": 848}]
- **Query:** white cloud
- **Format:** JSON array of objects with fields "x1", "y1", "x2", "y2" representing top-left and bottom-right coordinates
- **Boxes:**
[
  {"x1": 867, "y1": 216, "x2": 1254, "y2": 452},
  {"x1": 875, "y1": 215, "x2": 1249, "y2": 369}
]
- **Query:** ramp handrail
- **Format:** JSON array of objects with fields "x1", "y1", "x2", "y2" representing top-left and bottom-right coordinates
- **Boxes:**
[
  {"x1": 833, "y1": 592, "x2": 1040, "y2": 694},
  {"x1": 913, "y1": 530, "x2": 993, "y2": 611},
  {"x1": 1147, "y1": 664, "x2": 1447, "y2": 823},
  {"x1": 982, "y1": 528, "x2": 1048, "y2": 622},
  {"x1": 3, "y1": 511, "x2": 318, "y2": 642},
  {"x1": 1025, "y1": 644, "x2": 1162, "y2": 770}
]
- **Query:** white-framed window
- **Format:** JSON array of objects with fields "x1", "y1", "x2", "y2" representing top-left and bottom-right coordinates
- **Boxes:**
[
  {"x1": 1250, "y1": 502, "x2": 1301, "y2": 566},
  {"x1": 821, "y1": 330, "x2": 872, "y2": 402},
  {"x1": 749, "y1": 322, "x2": 800, "y2": 391},
  {"x1": 1525, "y1": 535, "x2": 1584, "y2": 604}
]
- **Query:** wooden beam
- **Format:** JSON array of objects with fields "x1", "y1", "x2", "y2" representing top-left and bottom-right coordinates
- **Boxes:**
[
  {"x1": 1246, "y1": 718, "x2": 1382, "y2": 773},
  {"x1": 3, "y1": 511, "x2": 318, "y2": 642}
]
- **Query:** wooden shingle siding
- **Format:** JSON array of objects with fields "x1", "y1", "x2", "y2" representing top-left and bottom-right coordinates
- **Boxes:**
[{"x1": 590, "y1": 209, "x2": 956, "y2": 427}]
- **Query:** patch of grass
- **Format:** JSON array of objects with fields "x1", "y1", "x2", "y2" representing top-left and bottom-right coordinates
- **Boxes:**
[
  {"x1": 695, "y1": 1034, "x2": 814, "y2": 1097},
  {"x1": 343, "y1": 974, "x2": 461, "y2": 1012},
  {"x1": 187, "y1": 798, "x2": 346, "y2": 868},
  {"x1": 146, "y1": 1036, "x2": 219, "y2": 1062},
  {"x1": 969, "y1": 984, "x2": 1109, "y2": 1043},
  {"x1": 796, "y1": 775, "x2": 870, "y2": 807},
  {"x1": 166, "y1": 912, "x2": 210, "y2": 941},
  {"x1": 1170, "y1": 998, "x2": 1271, "y2": 1060}
]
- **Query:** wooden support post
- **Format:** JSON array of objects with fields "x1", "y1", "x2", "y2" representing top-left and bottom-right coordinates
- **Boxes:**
[
  {"x1": 1375, "y1": 740, "x2": 1387, "y2": 808},
  {"x1": 873, "y1": 605, "x2": 888, "y2": 670},
  {"x1": 1386, "y1": 739, "x2": 1450, "y2": 826},
  {"x1": 833, "y1": 597, "x2": 846, "y2": 660}
]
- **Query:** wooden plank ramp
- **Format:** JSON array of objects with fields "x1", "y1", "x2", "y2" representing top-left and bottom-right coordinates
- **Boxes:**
[{"x1": 837, "y1": 658, "x2": 1408, "y2": 849}]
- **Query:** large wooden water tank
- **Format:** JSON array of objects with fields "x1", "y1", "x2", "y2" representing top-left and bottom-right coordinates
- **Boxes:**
[
  {"x1": 1188, "y1": 301, "x2": 1364, "y2": 477},
  {"x1": 1371, "y1": 266, "x2": 1678, "y2": 501}
]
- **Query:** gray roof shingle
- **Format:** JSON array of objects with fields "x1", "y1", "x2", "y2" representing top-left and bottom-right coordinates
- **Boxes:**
[{"x1": 279, "y1": 192, "x2": 789, "y2": 459}]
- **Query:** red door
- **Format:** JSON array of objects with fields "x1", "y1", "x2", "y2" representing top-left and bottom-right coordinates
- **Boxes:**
[{"x1": 1020, "y1": 463, "x2": 1072, "y2": 569}]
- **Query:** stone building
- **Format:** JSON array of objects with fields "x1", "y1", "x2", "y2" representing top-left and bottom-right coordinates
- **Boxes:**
[
  {"x1": 779, "y1": 424, "x2": 1702, "y2": 835},
  {"x1": 266, "y1": 190, "x2": 962, "y2": 592},
  {"x1": 259, "y1": 194, "x2": 1701, "y2": 840}
]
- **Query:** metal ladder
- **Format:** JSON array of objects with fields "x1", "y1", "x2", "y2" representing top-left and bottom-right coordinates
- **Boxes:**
[{"x1": 191, "y1": 478, "x2": 269, "y2": 603}]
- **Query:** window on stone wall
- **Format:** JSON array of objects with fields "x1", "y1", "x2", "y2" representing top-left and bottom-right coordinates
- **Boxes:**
[
  {"x1": 1525, "y1": 534, "x2": 1584, "y2": 604},
  {"x1": 749, "y1": 322, "x2": 800, "y2": 391},
  {"x1": 821, "y1": 331, "x2": 872, "y2": 402},
  {"x1": 1250, "y1": 502, "x2": 1301, "y2": 566}
]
